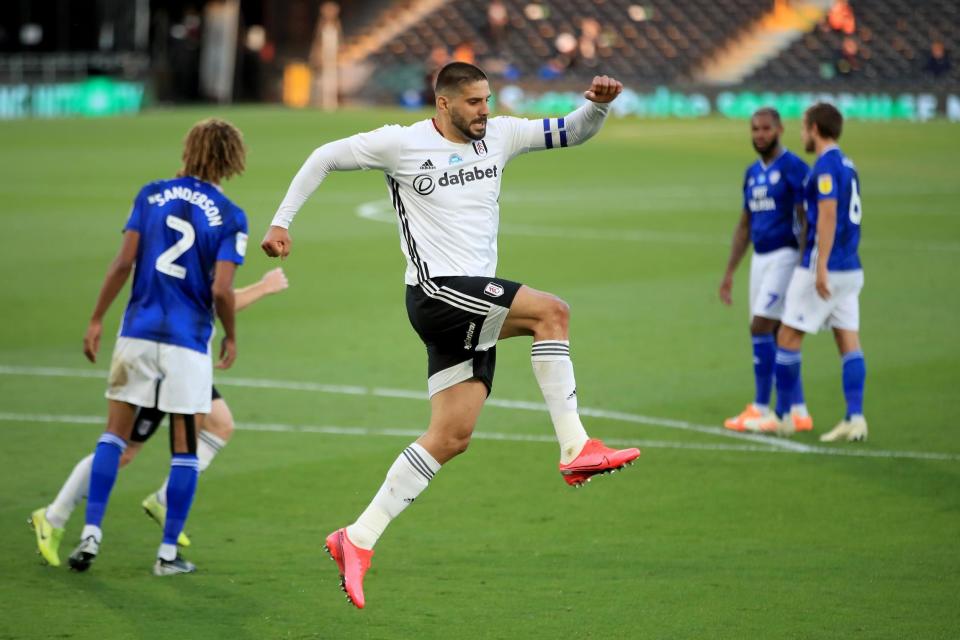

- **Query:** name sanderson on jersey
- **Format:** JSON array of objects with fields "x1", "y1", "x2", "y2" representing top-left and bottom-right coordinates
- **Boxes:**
[
  {"x1": 146, "y1": 185, "x2": 224, "y2": 226},
  {"x1": 413, "y1": 164, "x2": 499, "y2": 196}
]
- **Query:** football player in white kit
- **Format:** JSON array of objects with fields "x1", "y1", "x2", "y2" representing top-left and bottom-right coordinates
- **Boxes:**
[{"x1": 262, "y1": 62, "x2": 640, "y2": 608}]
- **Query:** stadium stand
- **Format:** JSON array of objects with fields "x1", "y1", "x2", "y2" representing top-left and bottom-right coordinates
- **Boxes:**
[
  {"x1": 358, "y1": 0, "x2": 775, "y2": 85},
  {"x1": 745, "y1": 0, "x2": 959, "y2": 89}
]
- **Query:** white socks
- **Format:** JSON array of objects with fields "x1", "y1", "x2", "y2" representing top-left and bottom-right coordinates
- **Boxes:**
[
  {"x1": 158, "y1": 543, "x2": 178, "y2": 561},
  {"x1": 346, "y1": 443, "x2": 440, "y2": 550},
  {"x1": 46, "y1": 454, "x2": 93, "y2": 529},
  {"x1": 81, "y1": 524, "x2": 102, "y2": 543},
  {"x1": 531, "y1": 340, "x2": 589, "y2": 464},
  {"x1": 156, "y1": 430, "x2": 227, "y2": 507}
]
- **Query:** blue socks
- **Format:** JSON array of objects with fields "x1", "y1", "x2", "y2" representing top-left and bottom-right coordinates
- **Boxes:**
[
  {"x1": 842, "y1": 350, "x2": 866, "y2": 419},
  {"x1": 85, "y1": 433, "x2": 126, "y2": 532},
  {"x1": 752, "y1": 334, "x2": 776, "y2": 408},
  {"x1": 774, "y1": 347, "x2": 802, "y2": 418},
  {"x1": 163, "y1": 454, "x2": 200, "y2": 548}
]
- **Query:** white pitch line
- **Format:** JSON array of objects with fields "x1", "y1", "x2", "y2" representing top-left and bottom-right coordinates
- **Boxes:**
[
  {"x1": 355, "y1": 199, "x2": 960, "y2": 252},
  {"x1": 0, "y1": 364, "x2": 808, "y2": 452},
  {"x1": 1, "y1": 412, "x2": 958, "y2": 462}
]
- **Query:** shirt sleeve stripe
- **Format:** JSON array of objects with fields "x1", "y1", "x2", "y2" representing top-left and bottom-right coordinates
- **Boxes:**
[{"x1": 542, "y1": 118, "x2": 554, "y2": 149}]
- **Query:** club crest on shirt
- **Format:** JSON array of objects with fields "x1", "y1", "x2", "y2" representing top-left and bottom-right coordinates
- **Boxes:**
[
  {"x1": 818, "y1": 174, "x2": 833, "y2": 195},
  {"x1": 235, "y1": 231, "x2": 248, "y2": 257},
  {"x1": 472, "y1": 140, "x2": 488, "y2": 157},
  {"x1": 484, "y1": 282, "x2": 504, "y2": 297},
  {"x1": 448, "y1": 153, "x2": 463, "y2": 165},
  {"x1": 769, "y1": 170, "x2": 780, "y2": 185}
]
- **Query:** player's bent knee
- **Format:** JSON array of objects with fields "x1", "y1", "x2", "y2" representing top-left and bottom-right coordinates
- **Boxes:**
[
  {"x1": 536, "y1": 297, "x2": 570, "y2": 337},
  {"x1": 204, "y1": 401, "x2": 235, "y2": 441},
  {"x1": 446, "y1": 432, "x2": 472, "y2": 457},
  {"x1": 777, "y1": 325, "x2": 804, "y2": 350}
]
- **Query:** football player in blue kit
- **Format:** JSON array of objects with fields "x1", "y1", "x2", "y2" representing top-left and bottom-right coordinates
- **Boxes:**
[
  {"x1": 751, "y1": 103, "x2": 868, "y2": 442},
  {"x1": 30, "y1": 269, "x2": 288, "y2": 566},
  {"x1": 66, "y1": 118, "x2": 248, "y2": 575},
  {"x1": 720, "y1": 108, "x2": 812, "y2": 434}
]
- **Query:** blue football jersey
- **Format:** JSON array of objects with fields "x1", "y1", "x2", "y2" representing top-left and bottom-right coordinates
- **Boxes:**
[
  {"x1": 742, "y1": 150, "x2": 808, "y2": 254},
  {"x1": 120, "y1": 176, "x2": 248, "y2": 353},
  {"x1": 802, "y1": 146, "x2": 862, "y2": 271}
]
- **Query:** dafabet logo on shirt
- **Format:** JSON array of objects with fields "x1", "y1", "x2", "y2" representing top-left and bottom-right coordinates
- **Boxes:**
[{"x1": 413, "y1": 165, "x2": 499, "y2": 196}]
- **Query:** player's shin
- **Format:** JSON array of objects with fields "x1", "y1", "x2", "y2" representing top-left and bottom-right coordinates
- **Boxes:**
[
  {"x1": 792, "y1": 375, "x2": 809, "y2": 416},
  {"x1": 752, "y1": 334, "x2": 776, "y2": 410},
  {"x1": 841, "y1": 350, "x2": 866, "y2": 419},
  {"x1": 83, "y1": 434, "x2": 126, "y2": 540},
  {"x1": 153, "y1": 430, "x2": 226, "y2": 507},
  {"x1": 47, "y1": 453, "x2": 93, "y2": 529},
  {"x1": 774, "y1": 348, "x2": 801, "y2": 419},
  {"x1": 345, "y1": 443, "x2": 440, "y2": 550},
  {"x1": 159, "y1": 454, "x2": 199, "y2": 561},
  {"x1": 531, "y1": 340, "x2": 588, "y2": 463}
]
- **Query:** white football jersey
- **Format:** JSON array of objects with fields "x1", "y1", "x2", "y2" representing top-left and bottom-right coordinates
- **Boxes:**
[{"x1": 272, "y1": 103, "x2": 610, "y2": 285}]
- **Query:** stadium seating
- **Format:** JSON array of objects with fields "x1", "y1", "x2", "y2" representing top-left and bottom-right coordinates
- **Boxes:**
[
  {"x1": 357, "y1": 0, "x2": 774, "y2": 85},
  {"x1": 746, "y1": 0, "x2": 959, "y2": 89}
]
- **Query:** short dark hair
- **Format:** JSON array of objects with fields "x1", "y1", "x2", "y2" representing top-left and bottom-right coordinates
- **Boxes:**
[
  {"x1": 805, "y1": 102, "x2": 843, "y2": 140},
  {"x1": 752, "y1": 107, "x2": 781, "y2": 124},
  {"x1": 435, "y1": 62, "x2": 487, "y2": 96}
]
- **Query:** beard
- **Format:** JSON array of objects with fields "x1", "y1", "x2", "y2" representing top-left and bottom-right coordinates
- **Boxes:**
[
  {"x1": 451, "y1": 109, "x2": 487, "y2": 141},
  {"x1": 804, "y1": 137, "x2": 815, "y2": 153},
  {"x1": 752, "y1": 135, "x2": 779, "y2": 156}
]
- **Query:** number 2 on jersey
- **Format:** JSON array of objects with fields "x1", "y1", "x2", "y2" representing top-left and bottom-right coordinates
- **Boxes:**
[
  {"x1": 155, "y1": 215, "x2": 196, "y2": 279},
  {"x1": 848, "y1": 178, "x2": 863, "y2": 225}
]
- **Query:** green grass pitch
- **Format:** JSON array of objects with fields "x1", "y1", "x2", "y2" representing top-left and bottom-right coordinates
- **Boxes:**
[{"x1": 0, "y1": 106, "x2": 958, "y2": 639}]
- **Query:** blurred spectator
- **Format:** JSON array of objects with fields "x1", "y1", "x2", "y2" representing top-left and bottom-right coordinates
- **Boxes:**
[
  {"x1": 238, "y1": 25, "x2": 267, "y2": 101},
  {"x1": 835, "y1": 36, "x2": 861, "y2": 76},
  {"x1": 453, "y1": 41, "x2": 476, "y2": 64},
  {"x1": 422, "y1": 46, "x2": 449, "y2": 105},
  {"x1": 579, "y1": 17, "x2": 601, "y2": 67},
  {"x1": 827, "y1": 0, "x2": 856, "y2": 35},
  {"x1": 923, "y1": 40, "x2": 951, "y2": 78},
  {"x1": 488, "y1": 1, "x2": 508, "y2": 43},
  {"x1": 539, "y1": 56, "x2": 570, "y2": 80}
]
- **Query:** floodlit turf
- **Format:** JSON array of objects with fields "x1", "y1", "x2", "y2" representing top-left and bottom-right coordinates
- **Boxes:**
[{"x1": 1, "y1": 106, "x2": 958, "y2": 639}]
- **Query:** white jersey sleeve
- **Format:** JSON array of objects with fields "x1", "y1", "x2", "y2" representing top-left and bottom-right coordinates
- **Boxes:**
[
  {"x1": 496, "y1": 101, "x2": 611, "y2": 162},
  {"x1": 271, "y1": 125, "x2": 403, "y2": 228}
]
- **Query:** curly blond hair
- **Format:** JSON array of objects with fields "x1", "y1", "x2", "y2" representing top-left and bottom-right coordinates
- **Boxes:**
[{"x1": 177, "y1": 118, "x2": 246, "y2": 184}]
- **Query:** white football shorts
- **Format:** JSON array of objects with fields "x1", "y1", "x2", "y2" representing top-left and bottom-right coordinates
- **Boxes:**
[
  {"x1": 749, "y1": 247, "x2": 799, "y2": 320},
  {"x1": 105, "y1": 337, "x2": 212, "y2": 414},
  {"x1": 782, "y1": 267, "x2": 864, "y2": 334}
]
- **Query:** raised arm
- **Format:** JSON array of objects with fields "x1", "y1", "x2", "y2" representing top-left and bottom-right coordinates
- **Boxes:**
[
  {"x1": 502, "y1": 75, "x2": 623, "y2": 159},
  {"x1": 262, "y1": 126, "x2": 402, "y2": 258}
]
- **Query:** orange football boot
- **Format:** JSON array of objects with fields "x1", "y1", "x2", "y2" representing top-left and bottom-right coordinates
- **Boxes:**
[
  {"x1": 559, "y1": 438, "x2": 641, "y2": 487},
  {"x1": 324, "y1": 528, "x2": 374, "y2": 609},
  {"x1": 724, "y1": 404, "x2": 767, "y2": 432},
  {"x1": 791, "y1": 412, "x2": 814, "y2": 432},
  {"x1": 744, "y1": 411, "x2": 813, "y2": 436}
]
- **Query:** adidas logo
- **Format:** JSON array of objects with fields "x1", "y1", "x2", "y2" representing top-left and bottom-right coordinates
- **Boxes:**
[{"x1": 419, "y1": 159, "x2": 435, "y2": 170}]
